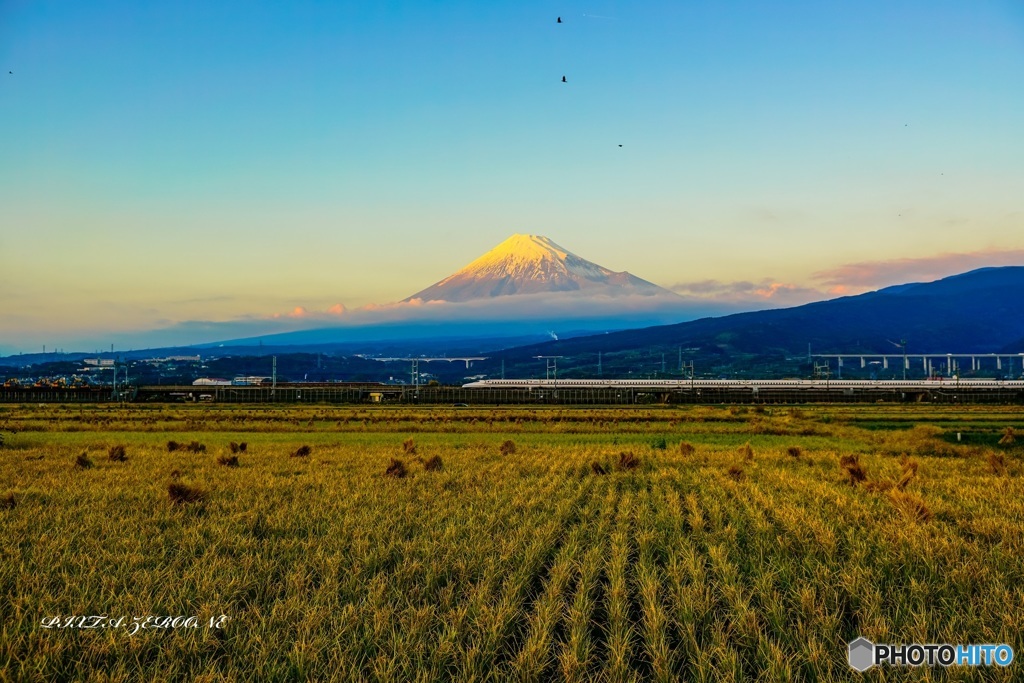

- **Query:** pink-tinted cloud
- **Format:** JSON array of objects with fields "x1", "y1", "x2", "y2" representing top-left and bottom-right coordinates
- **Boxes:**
[
  {"x1": 271, "y1": 306, "x2": 309, "y2": 319},
  {"x1": 670, "y1": 279, "x2": 825, "y2": 306},
  {"x1": 339, "y1": 291, "x2": 693, "y2": 324},
  {"x1": 128, "y1": 290, "x2": 716, "y2": 348},
  {"x1": 812, "y1": 249, "x2": 1024, "y2": 290},
  {"x1": 360, "y1": 298, "x2": 434, "y2": 312},
  {"x1": 752, "y1": 282, "x2": 805, "y2": 299}
]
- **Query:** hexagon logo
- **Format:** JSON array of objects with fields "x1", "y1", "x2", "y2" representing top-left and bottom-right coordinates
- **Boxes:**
[{"x1": 848, "y1": 637, "x2": 875, "y2": 672}]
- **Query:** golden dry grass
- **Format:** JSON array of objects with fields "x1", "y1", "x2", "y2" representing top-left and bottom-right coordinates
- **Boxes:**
[{"x1": 0, "y1": 403, "x2": 1021, "y2": 681}]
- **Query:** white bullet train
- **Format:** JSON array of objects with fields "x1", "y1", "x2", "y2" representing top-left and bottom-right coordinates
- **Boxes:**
[{"x1": 462, "y1": 378, "x2": 1024, "y2": 390}]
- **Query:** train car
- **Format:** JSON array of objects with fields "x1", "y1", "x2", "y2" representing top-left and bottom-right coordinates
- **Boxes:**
[{"x1": 462, "y1": 378, "x2": 1024, "y2": 390}]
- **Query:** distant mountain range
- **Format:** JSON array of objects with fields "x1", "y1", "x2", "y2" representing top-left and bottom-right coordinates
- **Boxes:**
[
  {"x1": 4, "y1": 239, "x2": 1021, "y2": 380},
  {"x1": 482, "y1": 266, "x2": 1024, "y2": 378}
]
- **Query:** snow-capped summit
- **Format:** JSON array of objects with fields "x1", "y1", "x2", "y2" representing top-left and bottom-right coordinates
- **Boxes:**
[{"x1": 404, "y1": 234, "x2": 675, "y2": 302}]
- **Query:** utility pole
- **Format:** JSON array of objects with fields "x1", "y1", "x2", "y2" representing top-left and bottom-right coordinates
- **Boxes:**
[
  {"x1": 598, "y1": 351, "x2": 602, "y2": 377},
  {"x1": 814, "y1": 361, "x2": 832, "y2": 399},
  {"x1": 682, "y1": 361, "x2": 695, "y2": 392},
  {"x1": 534, "y1": 356, "x2": 563, "y2": 383},
  {"x1": 661, "y1": 353, "x2": 665, "y2": 375},
  {"x1": 814, "y1": 361, "x2": 831, "y2": 380},
  {"x1": 901, "y1": 339, "x2": 907, "y2": 380},
  {"x1": 887, "y1": 339, "x2": 908, "y2": 380},
  {"x1": 272, "y1": 356, "x2": 277, "y2": 394},
  {"x1": 501, "y1": 358, "x2": 505, "y2": 380}
]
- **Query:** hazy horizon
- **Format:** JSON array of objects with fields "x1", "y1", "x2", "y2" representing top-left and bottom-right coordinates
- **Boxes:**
[{"x1": 2, "y1": 1, "x2": 1022, "y2": 353}]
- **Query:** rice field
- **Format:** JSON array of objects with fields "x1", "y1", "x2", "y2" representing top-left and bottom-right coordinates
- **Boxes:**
[{"x1": 1, "y1": 403, "x2": 1022, "y2": 681}]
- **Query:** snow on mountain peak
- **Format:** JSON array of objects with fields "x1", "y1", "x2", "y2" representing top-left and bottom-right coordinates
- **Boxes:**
[
  {"x1": 485, "y1": 234, "x2": 569, "y2": 262},
  {"x1": 403, "y1": 234, "x2": 677, "y2": 303}
]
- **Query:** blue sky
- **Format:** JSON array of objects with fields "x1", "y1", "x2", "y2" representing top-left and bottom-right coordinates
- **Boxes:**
[{"x1": 1, "y1": 0, "x2": 1022, "y2": 353}]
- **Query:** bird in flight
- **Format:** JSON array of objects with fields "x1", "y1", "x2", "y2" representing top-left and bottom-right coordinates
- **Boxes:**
[
  {"x1": 562, "y1": 76, "x2": 567, "y2": 83},
  {"x1": 618, "y1": 144, "x2": 623, "y2": 147},
  {"x1": 557, "y1": 17, "x2": 562, "y2": 23}
]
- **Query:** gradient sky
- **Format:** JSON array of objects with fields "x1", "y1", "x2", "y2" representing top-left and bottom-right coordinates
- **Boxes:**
[{"x1": 1, "y1": 0, "x2": 1022, "y2": 353}]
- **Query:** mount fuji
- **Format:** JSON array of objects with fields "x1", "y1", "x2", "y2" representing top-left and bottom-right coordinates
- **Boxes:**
[{"x1": 405, "y1": 234, "x2": 677, "y2": 302}]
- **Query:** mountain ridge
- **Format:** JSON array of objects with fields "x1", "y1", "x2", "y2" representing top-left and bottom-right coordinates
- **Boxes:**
[{"x1": 481, "y1": 266, "x2": 1024, "y2": 377}]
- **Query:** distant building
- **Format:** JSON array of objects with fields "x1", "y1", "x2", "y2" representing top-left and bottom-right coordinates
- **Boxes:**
[{"x1": 83, "y1": 359, "x2": 115, "y2": 367}]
